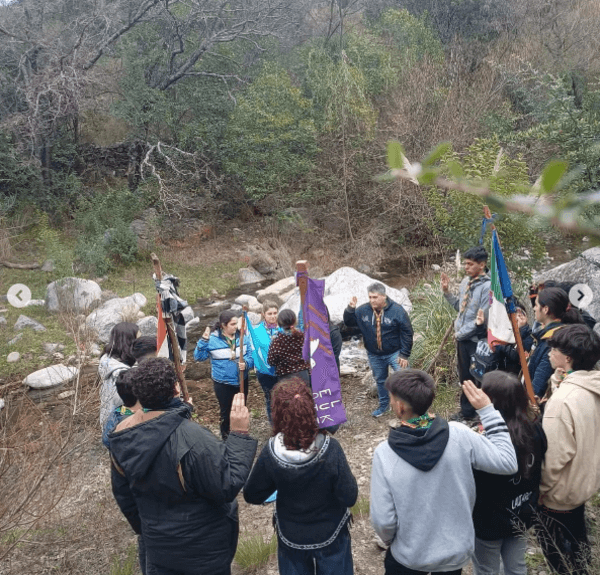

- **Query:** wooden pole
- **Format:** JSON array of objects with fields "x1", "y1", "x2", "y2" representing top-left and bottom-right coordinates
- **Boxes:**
[
  {"x1": 296, "y1": 260, "x2": 310, "y2": 375},
  {"x1": 426, "y1": 322, "x2": 454, "y2": 375},
  {"x1": 238, "y1": 306, "x2": 248, "y2": 396},
  {"x1": 150, "y1": 252, "x2": 189, "y2": 402},
  {"x1": 483, "y1": 207, "x2": 535, "y2": 404}
]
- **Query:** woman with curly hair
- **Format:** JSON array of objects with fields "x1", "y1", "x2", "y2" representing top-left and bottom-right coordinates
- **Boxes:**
[
  {"x1": 110, "y1": 358, "x2": 257, "y2": 575},
  {"x1": 98, "y1": 321, "x2": 139, "y2": 427},
  {"x1": 267, "y1": 310, "x2": 311, "y2": 385},
  {"x1": 244, "y1": 378, "x2": 357, "y2": 574}
]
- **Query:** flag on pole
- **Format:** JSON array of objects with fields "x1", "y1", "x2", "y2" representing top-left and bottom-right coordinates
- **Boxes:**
[
  {"x1": 487, "y1": 229, "x2": 516, "y2": 346},
  {"x1": 154, "y1": 274, "x2": 188, "y2": 362},
  {"x1": 245, "y1": 314, "x2": 276, "y2": 376},
  {"x1": 299, "y1": 273, "x2": 347, "y2": 428},
  {"x1": 157, "y1": 294, "x2": 169, "y2": 358}
]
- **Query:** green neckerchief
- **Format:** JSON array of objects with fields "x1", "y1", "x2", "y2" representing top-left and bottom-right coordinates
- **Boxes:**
[
  {"x1": 117, "y1": 405, "x2": 150, "y2": 416},
  {"x1": 399, "y1": 413, "x2": 435, "y2": 430}
]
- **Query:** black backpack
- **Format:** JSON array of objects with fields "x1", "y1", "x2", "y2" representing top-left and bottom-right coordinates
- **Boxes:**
[{"x1": 470, "y1": 340, "x2": 498, "y2": 383}]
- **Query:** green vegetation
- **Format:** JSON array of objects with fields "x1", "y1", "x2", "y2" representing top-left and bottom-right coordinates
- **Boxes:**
[
  {"x1": 351, "y1": 497, "x2": 370, "y2": 520},
  {"x1": 109, "y1": 543, "x2": 138, "y2": 575},
  {"x1": 234, "y1": 532, "x2": 277, "y2": 572}
]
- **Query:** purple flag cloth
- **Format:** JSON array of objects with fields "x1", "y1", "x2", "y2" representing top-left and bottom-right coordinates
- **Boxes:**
[{"x1": 299, "y1": 273, "x2": 347, "y2": 428}]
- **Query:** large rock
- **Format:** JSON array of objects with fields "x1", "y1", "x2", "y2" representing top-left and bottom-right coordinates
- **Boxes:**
[
  {"x1": 234, "y1": 294, "x2": 262, "y2": 313},
  {"x1": 238, "y1": 266, "x2": 266, "y2": 285},
  {"x1": 255, "y1": 276, "x2": 296, "y2": 304},
  {"x1": 137, "y1": 316, "x2": 158, "y2": 337},
  {"x1": 535, "y1": 247, "x2": 600, "y2": 328},
  {"x1": 46, "y1": 278, "x2": 102, "y2": 312},
  {"x1": 7, "y1": 352, "x2": 20, "y2": 363},
  {"x1": 14, "y1": 315, "x2": 46, "y2": 332},
  {"x1": 23, "y1": 364, "x2": 78, "y2": 389},
  {"x1": 280, "y1": 267, "x2": 412, "y2": 324},
  {"x1": 86, "y1": 293, "x2": 148, "y2": 343}
]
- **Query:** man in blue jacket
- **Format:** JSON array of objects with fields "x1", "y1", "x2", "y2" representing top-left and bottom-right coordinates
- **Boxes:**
[{"x1": 343, "y1": 282, "x2": 413, "y2": 417}]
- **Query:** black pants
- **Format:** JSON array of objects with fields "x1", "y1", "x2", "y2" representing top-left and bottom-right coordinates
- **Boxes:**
[
  {"x1": 456, "y1": 339, "x2": 478, "y2": 418},
  {"x1": 536, "y1": 504, "x2": 590, "y2": 575},
  {"x1": 277, "y1": 369, "x2": 310, "y2": 386},
  {"x1": 213, "y1": 380, "x2": 249, "y2": 440},
  {"x1": 384, "y1": 549, "x2": 462, "y2": 575}
]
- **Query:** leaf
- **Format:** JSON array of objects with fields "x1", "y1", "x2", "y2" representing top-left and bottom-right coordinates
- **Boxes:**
[
  {"x1": 423, "y1": 142, "x2": 452, "y2": 167},
  {"x1": 387, "y1": 141, "x2": 405, "y2": 169},
  {"x1": 540, "y1": 160, "x2": 568, "y2": 193}
]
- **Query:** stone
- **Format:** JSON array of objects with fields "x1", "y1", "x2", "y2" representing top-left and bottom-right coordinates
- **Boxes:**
[
  {"x1": 357, "y1": 264, "x2": 371, "y2": 274},
  {"x1": 86, "y1": 293, "x2": 148, "y2": 343},
  {"x1": 238, "y1": 266, "x2": 266, "y2": 285},
  {"x1": 431, "y1": 264, "x2": 441, "y2": 272},
  {"x1": 137, "y1": 316, "x2": 158, "y2": 338},
  {"x1": 340, "y1": 365, "x2": 357, "y2": 375},
  {"x1": 280, "y1": 267, "x2": 412, "y2": 324},
  {"x1": 255, "y1": 276, "x2": 296, "y2": 304},
  {"x1": 90, "y1": 343, "x2": 102, "y2": 357},
  {"x1": 234, "y1": 294, "x2": 262, "y2": 313},
  {"x1": 52, "y1": 352, "x2": 65, "y2": 360},
  {"x1": 0, "y1": 316, "x2": 6, "y2": 327},
  {"x1": 25, "y1": 299, "x2": 46, "y2": 307},
  {"x1": 7, "y1": 352, "x2": 20, "y2": 363},
  {"x1": 43, "y1": 343, "x2": 65, "y2": 354},
  {"x1": 185, "y1": 317, "x2": 200, "y2": 333},
  {"x1": 46, "y1": 278, "x2": 102, "y2": 312},
  {"x1": 8, "y1": 333, "x2": 23, "y2": 345},
  {"x1": 14, "y1": 315, "x2": 46, "y2": 332},
  {"x1": 247, "y1": 312, "x2": 262, "y2": 325},
  {"x1": 58, "y1": 390, "x2": 76, "y2": 400},
  {"x1": 23, "y1": 364, "x2": 78, "y2": 389},
  {"x1": 41, "y1": 259, "x2": 55, "y2": 272},
  {"x1": 0, "y1": 398, "x2": 4, "y2": 410},
  {"x1": 535, "y1": 247, "x2": 600, "y2": 329},
  {"x1": 137, "y1": 311, "x2": 145, "y2": 318},
  {"x1": 230, "y1": 304, "x2": 242, "y2": 312}
]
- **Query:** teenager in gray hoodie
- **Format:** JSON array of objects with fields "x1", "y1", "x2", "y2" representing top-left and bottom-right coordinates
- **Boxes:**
[{"x1": 370, "y1": 370, "x2": 518, "y2": 575}]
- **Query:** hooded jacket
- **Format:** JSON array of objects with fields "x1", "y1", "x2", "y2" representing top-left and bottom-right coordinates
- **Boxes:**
[
  {"x1": 343, "y1": 298, "x2": 413, "y2": 358},
  {"x1": 109, "y1": 405, "x2": 257, "y2": 573},
  {"x1": 243, "y1": 433, "x2": 358, "y2": 548},
  {"x1": 444, "y1": 274, "x2": 491, "y2": 342},
  {"x1": 528, "y1": 322, "x2": 564, "y2": 397},
  {"x1": 370, "y1": 404, "x2": 517, "y2": 573},
  {"x1": 540, "y1": 370, "x2": 600, "y2": 511},
  {"x1": 98, "y1": 355, "x2": 130, "y2": 427},
  {"x1": 194, "y1": 329, "x2": 254, "y2": 385}
]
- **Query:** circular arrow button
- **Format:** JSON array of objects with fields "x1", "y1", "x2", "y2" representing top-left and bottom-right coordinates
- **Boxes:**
[
  {"x1": 7, "y1": 283, "x2": 32, "y2": 308},
  {"x1": 569, "y1": 283, "x2": 593, "y2": 310}
]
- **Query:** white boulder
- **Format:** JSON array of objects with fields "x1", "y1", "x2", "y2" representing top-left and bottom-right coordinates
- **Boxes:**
[
  {"x1": 86, "y1": 293, "x2": 148, "y2": 343},
  {"x1": 7, "y1": 352, "x2": 20, "y2": 363},
  {"x1": 14, "y1": 315, "x2": 46, "y2": 332},
  {"x1": 137, "y1": 316, "x2": 159, "y2": 337},
  {"x1": 46, "y1": 278, "x2": 102, "y2": 312},
  {"x1": 255, "y1": 276, "x2": 296, "y2": 304},
  {"x1": 23, "y1": 364, "x2": 78, "y2": 389},
  {"x1": 238, "y1": 266, "x2": 266, "y2": 285},
  {"x1": 280, "y1": 267, "x2": 412, "y2": 324}
]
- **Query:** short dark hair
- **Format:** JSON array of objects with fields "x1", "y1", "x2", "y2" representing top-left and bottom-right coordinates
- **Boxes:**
[
  {"x1": 278, "y1": 309, "x2": 296, "y2": 329},
  {"x1": 548, "y1": 324, "x2": 600, "y2": 371},
  {"x1": 132, "y1": 336, "x2": 157, "y2": 361},
  {"x1": 131, "y1": 357, "x2": 178, "y2": 410},
  {"x1": 385, "y1": 369, "x2": 435, "y2": 415},
  {"x1": 115, "y1": 369, "x2": 137, "y2": 408},
  {"x1": 464, "y1": 246, "x2": 488, "y2": 263}
]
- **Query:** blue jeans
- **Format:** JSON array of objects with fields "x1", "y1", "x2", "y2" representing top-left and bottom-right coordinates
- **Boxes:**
[
  {"x1": 256, "y1": 372, "x2": 278, "y2": 423},
  {"x1": 472, "y1": 536, "x2": 527, "y2": 575},
  {"x1": 368, "y1": 351, "x2": 400, "y2": 410},
  {"x1": 277, "y1": 527, "x2": 353, "y2": 575}
]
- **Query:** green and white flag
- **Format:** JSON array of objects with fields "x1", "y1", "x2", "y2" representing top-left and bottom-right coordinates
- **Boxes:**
[{"x1": 488, "y1": 241, "x2": 515, "y2": 346}]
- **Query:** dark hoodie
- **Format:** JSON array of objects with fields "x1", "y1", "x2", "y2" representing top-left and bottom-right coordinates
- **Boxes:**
[
  {"x1": 243, "y1": 433, "x2": 358, "y2": 548},
  {"x1": 109, "y1": 405, "x2": 257, "y2": 574},
  {"x1": 529, "y1": 322, "x2": 564, "y2": 397}
]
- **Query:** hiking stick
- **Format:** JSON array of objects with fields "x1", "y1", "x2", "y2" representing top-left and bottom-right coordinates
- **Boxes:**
[
  {"x1": 151, "y1": 252, "x2": 189, "y2": 402},
  {"x1": 239, "y1": 306, "x2": 248, "y2": 397},
  {"x1": 296, "y1": 261, "x2": 309, "y2": 374}
]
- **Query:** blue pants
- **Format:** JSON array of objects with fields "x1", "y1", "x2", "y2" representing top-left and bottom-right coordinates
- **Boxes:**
[
  {"x1": 257, "y1": 372, "x2": 278, "y2": 423},
  {"x1": 368, "y1": 351, "x2": 400, "y2": 410},
  {"x1": 472, "y1": 535, "x2": 527, "y2": 575},
  {"x1": 277, "y1": 528, "x2": 353, "y2": 575}
]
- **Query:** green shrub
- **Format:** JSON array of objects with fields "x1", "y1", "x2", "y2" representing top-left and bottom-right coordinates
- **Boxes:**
[{"x1": 234, "y1": 532, "x2": 277, "y2": 571}]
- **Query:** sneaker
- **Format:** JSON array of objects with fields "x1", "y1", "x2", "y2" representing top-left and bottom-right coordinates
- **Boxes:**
[{"x1": 372, "y1": 406, "x2": 391, "y2": 418}]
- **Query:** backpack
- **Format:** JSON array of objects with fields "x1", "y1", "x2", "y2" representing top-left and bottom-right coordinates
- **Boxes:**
[{"x1": 470, "y1": 340, "x2": 498, "y2": 383}]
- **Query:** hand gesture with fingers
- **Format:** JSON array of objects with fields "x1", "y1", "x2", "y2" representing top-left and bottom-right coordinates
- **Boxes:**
[
  {"x1": 461, "y1": 380, "x2": 491, "y2": 411},
  {"x1": 230, "y1": 393, "x2": 249, "y2": 434},
  {"x1": 349, "y1": 296, "x2": 357, "y2": 309},
  {"x1": 203, "y1": 326, "x2": 211, "y2": 339},
  {"x1": 476, "y1": 309, "x2": 485, "y2": 326}
]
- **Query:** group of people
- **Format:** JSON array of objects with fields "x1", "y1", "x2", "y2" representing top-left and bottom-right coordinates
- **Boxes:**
[{"x1": 96, "y1": 252, "x2": 600, "y2": 575}]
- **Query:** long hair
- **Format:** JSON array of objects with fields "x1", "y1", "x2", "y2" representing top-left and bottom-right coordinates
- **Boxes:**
[
  {"x1": 481, "y1": 371, "x2": 540, "y2": 479},
  {"x1": 537, "y1": 287, "x2": 583, "y2": 325},
  {"x1": 211, "y1": 310, "x2": 238, "y2": 332},
  {"x1": 271, "y1": 378, "x2": 319, "y2": 451},
  {"x1": 103, "y1": 322, "x2": 138, "y2": 366}
]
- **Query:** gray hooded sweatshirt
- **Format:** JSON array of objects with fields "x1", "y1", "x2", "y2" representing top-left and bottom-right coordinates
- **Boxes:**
[
  {"x1": 98, "y1": 354, "x2": 130, "y2": 427},
  {"x1": 444, "y1": 274, "x2": 491, "y2": 341},
  {"x1": 370, "y1": 404, "x2": 517, "y2": 573}
]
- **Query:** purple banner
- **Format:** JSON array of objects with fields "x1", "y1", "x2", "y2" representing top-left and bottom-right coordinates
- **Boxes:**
[{"x1": 300, "y1": 273, "x2": 347, "y2": 428}]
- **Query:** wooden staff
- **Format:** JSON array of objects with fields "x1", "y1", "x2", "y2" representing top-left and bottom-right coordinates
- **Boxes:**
[
  {"x1": 296, "y1": 260, "x2": 309, "y2": 372},
  {"x1": 151, "y1": 252, "x2": 189, "y2": 402},
  {"x1": 239, "y1": 306, "x2": 248, "y2": 396},
  {"x1": 483, "y1": 207, "x2": 535, "y2": 404}
]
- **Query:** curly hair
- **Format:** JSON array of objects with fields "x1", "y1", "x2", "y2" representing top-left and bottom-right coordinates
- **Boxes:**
[
  {"x1": 131, "y1": 357, "x2": 178, "y2": 410},
  {"x1": 271, "y1": 378, "x2": 319, "y2": 451}
]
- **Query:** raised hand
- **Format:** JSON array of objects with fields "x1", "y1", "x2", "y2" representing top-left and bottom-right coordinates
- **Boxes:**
[
  {"x1": 230, "y1": 393, "x2": 249, "y2": 434},
  {"x1": 202, "y1": 326, "x2": 211, "y2": 339},
  {"x1": 349, "y1": 296, "x2": 358, "y2": 308},
  {"x1": 462, "y1": 380, "x2": 491, "y2": 410}
]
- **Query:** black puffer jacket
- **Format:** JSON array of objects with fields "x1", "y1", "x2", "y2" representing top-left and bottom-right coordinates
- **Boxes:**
[{"x1": 110, "y1": 405, "x2": 257, "y2": 573}]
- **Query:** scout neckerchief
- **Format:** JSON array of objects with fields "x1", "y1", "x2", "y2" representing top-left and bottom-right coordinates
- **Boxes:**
[
  {"x1": 461, "y1": 273, "x2": 486, "y2": 313},
  {"x1": 373, "y1": 308, "x2": 384, "y2": 350},
  {"x1": 399, "y1": 413, "x2": 435, "y2": 430},
  {"x1": 224, "y1": 332, "x2": 237, "y2": 360}
]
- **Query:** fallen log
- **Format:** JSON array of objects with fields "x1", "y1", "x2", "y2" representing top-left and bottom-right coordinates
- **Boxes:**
[{"x1": 0, "y1": 260, "x2": 40, "y2": 269}]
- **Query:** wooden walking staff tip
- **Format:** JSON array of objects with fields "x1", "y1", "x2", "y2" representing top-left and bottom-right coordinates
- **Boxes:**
[
  {"x1": 482, "y1": 207, "x2": 535, "y2": 405},
  {"x1": 150, "y1": 252, "x2": 189, "y2": 402},
  {"x1": 296, "y1": 261, "x2": 309, "y2": 371},
  {"x1": 239, "y1": 306, "x2": 248, "y2": 397}
]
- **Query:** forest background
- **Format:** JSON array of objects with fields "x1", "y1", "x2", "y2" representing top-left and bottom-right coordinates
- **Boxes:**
[{"x1": 1, "y1": 0, "x2": 600, "y2": 280}]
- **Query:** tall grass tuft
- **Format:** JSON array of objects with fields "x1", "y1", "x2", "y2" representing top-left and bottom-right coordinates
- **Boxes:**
[
  {"x1": 235, "y1": 532, "x2": 277, "y2": 572},
  {"x1": 109, "y1": 543, "x2": 138, "y2": 575},
  {"x1": 351, "y1": 497, "x2": 370, "y2": 520}
]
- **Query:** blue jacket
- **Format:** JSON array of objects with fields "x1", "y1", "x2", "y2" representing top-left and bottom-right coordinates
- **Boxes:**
[
  {"x1": 194, "y1": 330, "x2": 254, "y2": 386},
  {"x1": 528, "y1": 322, "x2": 564, "y2": 397},
  {"x1": 343, "y1": 298, "x2": 413, "y2": 358}
]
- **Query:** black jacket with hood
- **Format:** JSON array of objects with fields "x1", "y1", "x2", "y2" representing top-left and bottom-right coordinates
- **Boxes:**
[{"x1": 110, "y1": 404, "x2": 257, "y2": 573}]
